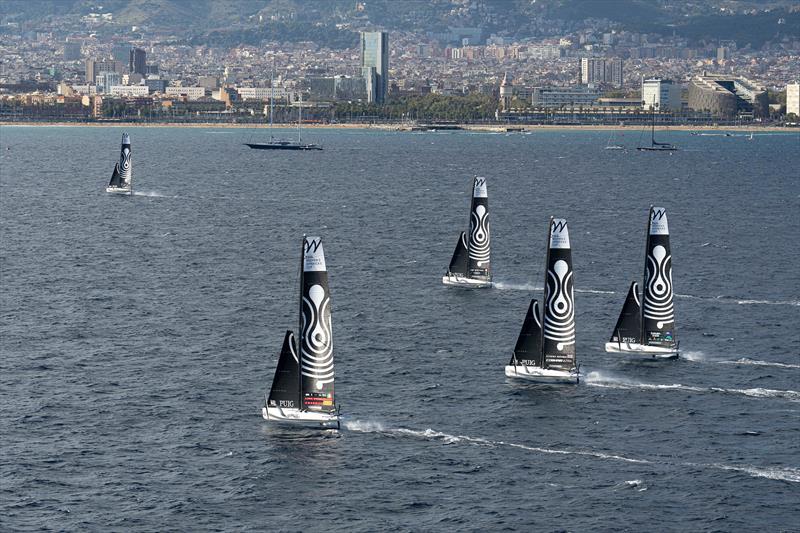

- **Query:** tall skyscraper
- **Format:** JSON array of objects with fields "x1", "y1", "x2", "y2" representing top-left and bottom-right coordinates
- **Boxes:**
[
  {"x1": 579, "y1": 58, "x2": 623, "y2": 88},
  {"x1": 360, "y1": 31, "x2": 388, "y2": 103},
  {"x1": 130, "y1": 48, "x2": 147, "y2": 76}
]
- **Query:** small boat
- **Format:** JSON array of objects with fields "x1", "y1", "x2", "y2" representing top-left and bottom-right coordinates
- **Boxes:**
[
  {"x1": 637, "y1": 99, "x2": 677, "y2": 152},
  {"x1": 505, "y1": 218, "x2": 579, "y2": 384},
  {"x1": 245, "y1": 84, "x2": 322, "y2": 151},
  {"x1": 605, "y1": 206, "x2": 679, "y2": 358},
  {"x1": 262, "y1": 236, "x2": 339, "y2": 428},
  {"x1": 106, "y1": 133, "x2": 132, "y2": 195},
  {"x1": 443, "y1": 177, "x2": 492, "y2": 288}
]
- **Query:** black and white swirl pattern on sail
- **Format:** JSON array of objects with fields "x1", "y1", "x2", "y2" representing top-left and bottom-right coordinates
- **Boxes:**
[
  {"x1": 543, "y1": 259, "x2": 575, "y2": 351},
  {"x1": 468, "y1": 204, "x2": 490, "y2": 262},
  {"x1": 643, "y1": 244, "x2": 674, "y2": 328},
  {"x1": 118, "y1": 133, "x2": 131, "y2": 185},
  {"x1": 300, "y1": 283, "x2": 334, "y2": 387}
]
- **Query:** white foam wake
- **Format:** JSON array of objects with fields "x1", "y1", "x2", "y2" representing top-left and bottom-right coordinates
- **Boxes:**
[
  {"x1": 734, "y1": 299, "x2": 800, "y2": 307},
  {"x1": 717, "y1": 358, "x2": 800, "y2": 369},
  {"x1": 493, "y1": 281, "x2": 542, "y2": 291},
  {"x1": 585, "y1": 372, "x2": 800, "y2": 402},
  {"x1": 344, "y1": 420, "x2": 799, "y2": 483},
  {"x1": 133, "y1": 190, "x2": 173, "y2": 198},
  {"x1": 344, "y1": 420, "x2": 648, "y2": 463},
  {"x1": 701, "y1": 463, "x2": 800, "y2": 483}
]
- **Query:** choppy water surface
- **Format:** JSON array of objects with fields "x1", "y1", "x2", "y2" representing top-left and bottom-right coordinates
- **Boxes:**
[{"x1": 1, "y1": 126, "x2": 799, "y2": 530}]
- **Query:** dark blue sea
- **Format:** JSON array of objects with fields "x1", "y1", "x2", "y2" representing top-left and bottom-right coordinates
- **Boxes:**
[{"x1": 1, "y1": 125, "x2": 799, "y2": 531}]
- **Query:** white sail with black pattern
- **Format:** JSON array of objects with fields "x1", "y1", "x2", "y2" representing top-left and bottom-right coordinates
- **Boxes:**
[
  {"x1": 605, "y1": 206, "x2": 678, "y2": 358},
  {"x1": 505, "y1": 218, "x2": 579, "y2": 384},
  {"x1": 106, "y1": 133, "x2": 132, "y2": 195},
  {"x1": 262, "y1": 236, "x2": 339, "y2": 428},
  {"x1": 443, "y1": 177, "x2": 492, "y2": 288}
]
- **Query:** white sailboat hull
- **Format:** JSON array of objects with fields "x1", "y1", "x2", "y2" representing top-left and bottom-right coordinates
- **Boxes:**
[
  {"x1": 504, "y1": 365, "x2": 579, "y2": 384},
  {"x1": 442, "y1": 274, "x2": 492, "y2": 288},
  {"x1": 604, "y1": 342, "x2": 679, "y2": 359},
  {"x1": 262, "y1": 406, "x2": 339, "y2": 428},
  {"x1": 106, "y1": 186, "x2": 132, "y2": 195}
]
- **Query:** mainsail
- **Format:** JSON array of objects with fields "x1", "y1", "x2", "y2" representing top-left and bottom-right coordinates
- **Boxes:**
[
  {"x1": 642, "y1": 206, "x2": 676, "y2": 348},
  {"x1": 108, "y1": 133, "x2": 132, "y2": 189},
  {"x1": 542, "y1": 218, "x2": 576, "y2": 371},
  {"x1": 466, "y1": 177, "x2": 490, "y2": 280},
  {"x1": 511, "y1": 299, "x2": 543, "y2": 367},
  {"x1": 447, "y1": 232, "x2": 469, "y2": 276},
  {"x1": 299, "y1": 236, "x2": 335, "y2": 412},
  {"x1": 267, "y1": 330, "x2": 300, "y2": 409},
  {"x1": 609, "y1": 281, "x2": 642, "y2": 344}
]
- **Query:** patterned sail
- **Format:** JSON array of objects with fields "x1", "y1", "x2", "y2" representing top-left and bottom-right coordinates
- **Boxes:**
[
  {"x1": 542, "y1": 218, "x2": 576, "y2": 371},
  {"x1": 267, "y1": 331, "x2": 300, "y2": 409},
  {"x1": 511, "y1": 299, "x2": 543, "y2": 367},
  {"x1": 466, "y1": 177, "x2": 491, "y2": 281},
  {"x1": 609, "y1": 281, "x2": 642, "y2": 344},
  {"x1": 642, "y1": 207, "x2": 676, "y2": 348},
  {"x1": 299, "y1": 236, "x2": 335, "y2": 412},
  {"x1": 108, "y1": 133, "x2": 131, "y2": 189},
  {"x1": 447, "y1": 232, "x2": 469, "y2": 276}
]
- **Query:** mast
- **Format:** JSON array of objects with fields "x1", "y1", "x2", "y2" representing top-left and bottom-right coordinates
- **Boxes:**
[
  {"x1": 298, "y1": 94, "x2": 302, "y2": 143},
  {"x1": 269, "y1": 67, "x2": 274, "y2": 141},
  {"x1": 651, "y1": 98, "x2": 656, "y2": 147},
  {"x1": 640, "y1": 206, "x2": 651, "y2": 344}
]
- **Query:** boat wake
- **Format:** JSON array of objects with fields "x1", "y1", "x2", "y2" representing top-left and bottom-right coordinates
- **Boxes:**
[
  {"x1": 716, "y1": 358, "x2": 800, "y2": 369},
  {"x1": 493, "y1": 281, "x2": 542, "y2": 291},
  {"x1": 585, "y1": 371, "x2": 800, "y2": 402},
  {"x1": 344, "y1": 419, "x2": 799, "y2": 483},
  {"x1": 133, "y1": 190, "x2": 174, "y2": 198}
]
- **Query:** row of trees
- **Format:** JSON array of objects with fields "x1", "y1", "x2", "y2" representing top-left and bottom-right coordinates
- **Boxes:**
[{"x1": 332, "y1": 94, "x2": 498, "y2": 123}]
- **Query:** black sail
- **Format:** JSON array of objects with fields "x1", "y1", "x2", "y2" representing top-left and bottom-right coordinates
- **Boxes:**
[
  {"x1": 108, "y1": 132, "x2": 132, "y2": 188},
  {"x1": 299, "y1": 236, "x2": 335, "y2": 412},
  {"x1": 447, "y1": 232, "x2": 469, "y2": 276},
  {"x1": 542, "y1": 218, "x2": 576, "y2": 371},
  {"x1": 466, "y1": 177, "x2": 491, "y2": 280},
  {"x1": 609, "y1": 281, "x2": 642, "y2": 344},
  {"x1": 510, "y1": 299, "x2": 543, "y2": 367},
  {"x1": 642, "y1": 206, "x2": 677, "y2": 348},
  {"x1": 267, "y1": 330, "x2": 300, "y2": 409}
]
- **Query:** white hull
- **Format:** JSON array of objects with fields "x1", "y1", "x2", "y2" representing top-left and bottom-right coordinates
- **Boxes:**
[
  {"x1": 106, "y1": 186, "x2": 132, "y2": 195},
  {"x1": 262, "y1": 406, "x2": 339, "y2": 428},
  {"x1": 504, "y1": 365, "x2": 579, "y2": 384},
  {"x1": 604, "y1": 342, "x2": 679, "y2": 359},
  {"x1": 442, "y1": 274, "x2": 492, "y2": 288}
]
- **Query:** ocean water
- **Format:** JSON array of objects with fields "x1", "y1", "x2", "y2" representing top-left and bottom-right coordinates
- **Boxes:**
[{"x1": 1, "y1": 126, "x2": 798, "y2": 531}]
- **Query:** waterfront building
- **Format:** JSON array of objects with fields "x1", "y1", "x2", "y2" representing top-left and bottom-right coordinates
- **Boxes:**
[
  {"x1": 110, "y1": 85, "x2": 149, "y2": 97},
  {"x1": 531, "y1": 86, "x2": 601, "y2": 108},
  {"x1": 579, "y1": 58, "x2": 623, "y2": 88},
  {"x1": 360, "y1": 31, "x2": 388, "y2": 103},
  {"x1": 99, "y1": 71, "x2": 121, "y2": 94},
  {"x1": 165, "y1": 86, "x2": 206, "y2": 100},
  {"x1": 687, "y1": 74, "x2": 768, "y2": 118},
  {"x1": 236, "y1": 87, "x2": 289, "y2": 101},
  {"x1": 787, "y1": 82, "x2": 800, "y2": 116},
  {"x1": 641, "y1": 78, "x2": 682, "y2": 112},
  {"x1": 144, "y1": 77, "x2": 167, "y2": 94},
  {"x1": 129, "y1": 48, "x2": 147, "y2": 76}
]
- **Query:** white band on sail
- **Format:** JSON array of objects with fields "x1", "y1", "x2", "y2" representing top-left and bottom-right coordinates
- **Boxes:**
[
  {"x1": 121, "y1": 132, "x2": 130, "y2": 145},
  {"x1": 649, "y1": 207, "x2": 669, "y2": 235},
  {"x1": 473, "y1": 177, "x2": 488, "y2": 198},
  {"x1": 303, "y1": 237, "x2": 326, "y2": 271},
  {"x1": 549, "y1": 218, "x2": 570, "y2": 249}
]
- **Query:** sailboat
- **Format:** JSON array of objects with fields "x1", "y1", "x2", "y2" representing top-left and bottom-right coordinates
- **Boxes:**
[
  {"x1": 505, "y1": 217, "x2": 579, "y2": 383},
  {"x1": 262, "y1": 236, "x2": 339, "y2": 428},
  {"x1": 106, "y1": 133, "x2": 132, "y2": 195},
  {"x1": 245, "y1": 87, "x2": 322, "y2": 151},
  {"x1": 605, "y1": 129, "x2": 624, "y2": 150},
  {"x1": 637, "y1": 99, "x2": 677, "y2": 152},
  {"x1": 605, "y1": 206, "x2": 679, "y2": 358},
  {"x1": 442, "y1": 176, "x2": 492, "y2": 288}
]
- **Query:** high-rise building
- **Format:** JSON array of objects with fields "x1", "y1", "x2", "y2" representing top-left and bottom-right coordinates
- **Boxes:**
[
  {"x1": 641, "y1": 78, "x2": 682, "y2": 112},
  {"x1": 787, "y1": 82, "x2": 800, "y2": 117},
  {"x1": 86, "y1": 59, "x2": 124, "y2": 84},
  {"x1": 129, "y1": 48, "x2": 147, "y2": 76},
  {"x1": 579, "y1": 58, "x2": 623, "y2": 88},
  {"x1": 360, "y1": 31, "x2": 388, "y2": 103}
]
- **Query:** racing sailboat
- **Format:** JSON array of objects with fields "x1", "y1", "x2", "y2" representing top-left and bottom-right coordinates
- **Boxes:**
[
  {"x1": 443, "y1": 176, "x2": 492, "y2": 288},
  {"x1": 505, "y1": 217, "x2": 579, "y2": 383},
  {"x1": 106, "y1": 133, "x2": 132, "y2": 195},
  {"x1": 605, "y1": 206, "x2": 679, "y2": 358},
  {"x1": 262, "y1": 236, "x2": 339, "y2": 428}
]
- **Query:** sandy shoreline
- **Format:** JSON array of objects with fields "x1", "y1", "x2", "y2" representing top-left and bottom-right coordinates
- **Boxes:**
[{"x1": 0, "y1": 121, "x2": 795, "y2": 132}]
